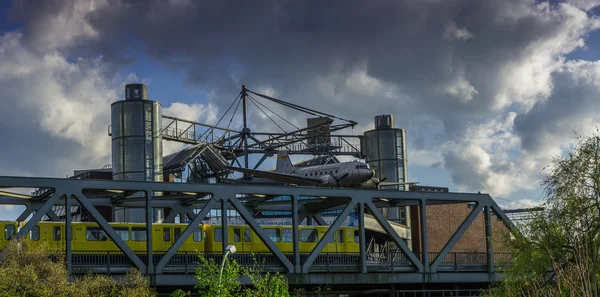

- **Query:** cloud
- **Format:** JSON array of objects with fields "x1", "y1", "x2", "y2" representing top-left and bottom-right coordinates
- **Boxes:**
[{"x1": 5, "y1": 0, "x2": 600, "y2": 199}]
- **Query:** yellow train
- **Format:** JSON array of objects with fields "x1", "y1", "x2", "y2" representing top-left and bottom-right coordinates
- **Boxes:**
[{"x1": 1, "y1": 221, "x2": 359, "y2": 253}]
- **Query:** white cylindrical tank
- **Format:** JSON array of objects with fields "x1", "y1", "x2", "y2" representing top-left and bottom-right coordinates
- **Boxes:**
[
  {"x1": 111, "y1": 83, "x2": 163, "y2": 223},
  {"x1": 364, "y1": 115, "x2": 409, "y2": 225}
]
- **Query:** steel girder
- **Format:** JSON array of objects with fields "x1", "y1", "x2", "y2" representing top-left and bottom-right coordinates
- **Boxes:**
[{"x1": 0, "y1": 175, "x2": 518, "y2": 280}]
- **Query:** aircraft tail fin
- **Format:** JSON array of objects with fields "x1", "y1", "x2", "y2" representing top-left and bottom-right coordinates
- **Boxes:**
[{"x1": 276, "y1": 151, "x2": 293, "y2": 173}]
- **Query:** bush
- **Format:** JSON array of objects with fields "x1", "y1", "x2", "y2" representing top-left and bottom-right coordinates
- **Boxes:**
[{"x1": 0, "y1": 239, "x2": 157, "y2": 297}]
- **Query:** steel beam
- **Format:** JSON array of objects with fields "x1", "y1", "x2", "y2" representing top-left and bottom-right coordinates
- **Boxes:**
[
  {"x1": 221, "y1": 199, "x2": 229, "y2": 253},
  {"x1": 312, "y1": 214, "x2": 327, "y2": 226},
  {"x1": 302, "y1": 201, "x2": 355, "y2": 273},
  {"x1": 146, "y1": 191, "x2": 153, "y2": 276},
  {"x1": 358, "y1": 203, "x2": 367, "y2": 273},
  {"x1": 485, "y1": 206, "x2": 494, "y2": 273},
  {"x1": 14, "y1": 193, "x2": 60, "y2": 240},
  {"x1": 155, "y1": 198, "x2": 217, "y2": 274},
  {"x1": 430, "y1": 203, "x2": 483, "y2": 272},
  {"x1": 365, "y1": 200, "x2": 423, "y2": 272},
  {"x1": 227, "y1": 196, "x2": 294, "y2": 272},
  {"x1": 16, "y1": 208, "x2": 32, "y2": 222},
  {"x1": 73, "y1": 193, "x2": 146, "y2": 273},
  {"x1": 292, "y1": 195, "x2": 301, "y2": 273},
  {"x1": 46, "y1": 209, "x2": 60, "y2": 221},
  {"x1": 66, "y1": 195, "x2": 72, "y2": 277},
  {"x1": 420, "y1": 200, "x2": 429, "y2": 273}
]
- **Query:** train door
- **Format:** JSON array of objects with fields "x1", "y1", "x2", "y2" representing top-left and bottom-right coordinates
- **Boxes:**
[
  {"x1": 336, "y1": 229, "x2": 345, "y2": 253},
  {"x1": 52, "y1": 225, "x2": 63, "y2": 250},
  {"x1": 0, "y1": 222, "x2": 15, "y2": 249},
  {"x1": 161, "y1": 227, "x2": 172, "y2": 251},
  {"x1": 232, "y1": 227, "x2": 252, "y2": 252}
]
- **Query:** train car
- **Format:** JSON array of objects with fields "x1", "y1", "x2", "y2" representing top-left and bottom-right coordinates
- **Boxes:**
[
  {"x1": 21, "y1": 222, "x2": 205, "y2": 253},
  {"x1": 204, "y1": 224, "x2": 359, "y2": 253},
  {"x1": 0, "y1": 221, "x2": 18, "y2": 249}
]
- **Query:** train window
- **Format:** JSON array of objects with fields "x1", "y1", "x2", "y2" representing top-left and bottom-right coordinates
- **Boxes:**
[
  {"x1": 193, "y1": 228, "x2": 202, "y2": 242},
  {"x1": 234, "y1": 229, "x2": 241, "y2": 243},
  {"x1": 264, "y1": 228, "x2": 280, "y2": 242},
  {"x1": 244, "y1": 229, "x2": 251, "y2": 242},
  {"x1": 4, "y1": 225, "x2": 14, "y2": 240},
  {"x1": 114, "y1": 227, "x2": 129, "y2": 241},
  {"x1": 354, "y1": 230, "x2": 359, "y2": 243},
  {"x1": 300, "y1": 229, "x2": 318, "y2": 243},
  {"x1": 215, "y1": 228, "x2": 222, "y2": 242},
  {"x1": 338, "y1": 230, "x2": 344, "y2": 243},
  {"x1": 163, "y1": 228, "x2": 171, "y2": 242},
  {"x1": 281, "y1": 229, "x2": 292, "y2": 242},
  {"x1": 174, "y1": 228, "x2": 181, "y2": 241},
  {"x1": 29, "y1": 225, "x2": 40, "y2": 241},
  {"x1": 131, "y1": 228, "x2": 147, "y2": 241},
  {"x1": 53, "y1": 227, "x2": 61, "y2": 241},
  {"x1": 86, "y1": 227, "x2": 108, "y2": 241}
]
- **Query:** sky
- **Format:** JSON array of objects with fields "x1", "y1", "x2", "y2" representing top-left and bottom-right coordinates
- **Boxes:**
[{"x1": 2, "y1": 0, "x2": 600, "y2": 218}]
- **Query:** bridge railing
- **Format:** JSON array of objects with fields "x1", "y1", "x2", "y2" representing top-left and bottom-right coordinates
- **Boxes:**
[{"x1": 68, "y1": 251, "x2": 513, "y2": 274}]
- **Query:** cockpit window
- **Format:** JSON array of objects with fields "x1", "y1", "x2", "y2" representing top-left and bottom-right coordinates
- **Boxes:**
[{"x1": 356, "y1": 164, "x2": 369, "y2": 169}]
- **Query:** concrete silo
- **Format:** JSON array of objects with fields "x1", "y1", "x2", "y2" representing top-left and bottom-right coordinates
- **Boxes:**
[
  {"x1": 363, "y1": 115, "x2": 409, "y2": 225},
  {"x1": 111, "y1": 83, "x2": 163, "y2": 222}
]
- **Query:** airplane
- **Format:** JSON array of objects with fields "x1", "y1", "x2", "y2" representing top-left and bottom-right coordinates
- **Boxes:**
[{"x1": 227, "y1": 151, "x2": 386, "y2": 188}]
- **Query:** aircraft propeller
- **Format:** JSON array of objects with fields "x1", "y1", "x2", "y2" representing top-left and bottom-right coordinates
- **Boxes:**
[
  {"x1": 333, "y1": 173, "x2": 349, "y2": 188},
  {"x1": 375, "y1": 176, "x2": 388, "y2": 189}
]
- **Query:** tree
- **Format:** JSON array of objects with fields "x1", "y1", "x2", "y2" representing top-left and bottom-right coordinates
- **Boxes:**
[
  {"x1": 491, "y1": 132, "x2": 600, "y2": 296},
  {"x1": 0, "y1": 239, "x2": 157, "y2": 297},
  {"x1": 189, "y1": 255, "x2": 290, "y2": 297}
]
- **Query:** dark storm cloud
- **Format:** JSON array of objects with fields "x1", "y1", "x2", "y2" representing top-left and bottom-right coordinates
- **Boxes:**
[{"x1": 5, "y1": 0, "x2": 600, "y2": 195}]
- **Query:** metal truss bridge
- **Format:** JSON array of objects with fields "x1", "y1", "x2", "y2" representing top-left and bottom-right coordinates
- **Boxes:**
[{"x1": 0, "y1": 176, "x2": 517, "y2": 292}]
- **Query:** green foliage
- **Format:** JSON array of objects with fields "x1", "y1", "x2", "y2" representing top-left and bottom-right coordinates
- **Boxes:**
[
  {"x1": 189, "y1": 254, "x2": 290, "y2": 297},
  {"x1": 0, "y1": 239, "x2": 157, "y2": 297},
  {"x1": 490, "y1": 132, "x2": 600, "y2": 297}
]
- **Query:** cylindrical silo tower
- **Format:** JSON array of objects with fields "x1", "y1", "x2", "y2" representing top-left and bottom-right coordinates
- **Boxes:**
[
  {"x1": 363, "y1": 115, "x2": 409, "y2": 225},
  {"x1": 111, "y1": 83, "x2": 163, "y2": 222}
]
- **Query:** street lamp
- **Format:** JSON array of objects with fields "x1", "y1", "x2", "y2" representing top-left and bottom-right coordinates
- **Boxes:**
[{"x1": 218, "y1": 244, "x2": 237, "y2": 294}]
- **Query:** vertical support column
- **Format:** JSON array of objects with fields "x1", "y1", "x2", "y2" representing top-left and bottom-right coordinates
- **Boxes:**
[
  {"x1": 359, "y1": 203, "x2": 367, "y2": 274},
  {"x1": 292, "y1": 195, "x2": 300, "y2": 273},
  {"x1": 146, "y1": 191, "x2": 154, "y2": 277},
  {"x1": 420, "y1": 199, "x2": 429, "y2": 273},
  {"x1": 485, "y1": 205, "x2": 494, "y2": 272},
  {"x1": 241, "y1": 85, "x2": 249, "y2": 169},
  {"x1": 65, "y1": 195, "x2": 72, "y2": 278},
  {"x1": 221, "y1": 199, "x2": 229, "y2": 252}
]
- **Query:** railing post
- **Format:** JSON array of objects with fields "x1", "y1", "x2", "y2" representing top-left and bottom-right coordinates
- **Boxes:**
[
  {"x1": 185, "y1": 252, "x2": 189, "y2": 274},
  {"x1": 106, "y1": 253, "x2": 110, "y2": 275},
  {"x1": 454, "y1": 253, "x2": 457, "y2": 272}
]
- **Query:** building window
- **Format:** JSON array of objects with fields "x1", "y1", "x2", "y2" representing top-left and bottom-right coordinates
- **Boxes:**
[
  {"x1": 400, "y1": 207, "x2": 407, "y2": 226},
  {"x1": 300, "y1": 229, "x2": 318, "y2": 243},
  {"x1": 86, "y1": 227, "x2": 108, "y2": 241},
  {"x1": 131, "y1": 228, "x2": 147, "y2": 241},
  {"x1": 29, "y1": 225, "x2": 40, "y2": 241}
]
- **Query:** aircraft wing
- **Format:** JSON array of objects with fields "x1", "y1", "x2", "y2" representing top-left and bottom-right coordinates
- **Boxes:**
[{"x1": 227, "y1": 167, "x2": 324, "y2": 186}]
